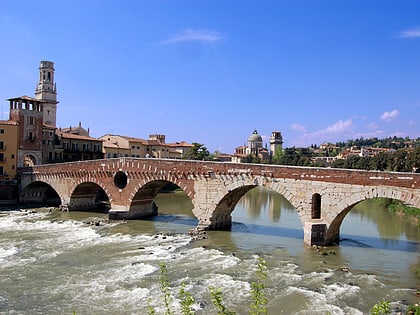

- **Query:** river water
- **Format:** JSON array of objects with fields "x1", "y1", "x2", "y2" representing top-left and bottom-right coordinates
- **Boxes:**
[{"x1": 0, "y1": 187, "x2": 418, "y2": 314}]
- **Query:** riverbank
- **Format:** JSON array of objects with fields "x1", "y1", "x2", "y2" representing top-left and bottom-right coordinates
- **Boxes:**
[{"x1": 375, "y1": 197, "x2": 420, "y2": 224}]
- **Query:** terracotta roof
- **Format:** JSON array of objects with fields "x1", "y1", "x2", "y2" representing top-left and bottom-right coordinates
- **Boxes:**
[
  {"x1": 7, "y1": 95, "x2": 44, "y2": 102},
  {"x1": 167, "y1": 141, "x2": 193, "y2": 147},
  {"x1": 56, "y1": 131, "x2": 102, "y2": 142},
  {"x1": 119, "y1": 135, "x2": 148, "y2": 144},
  {"x1": 43, "y1": 124, "x2": 56, "y2": 129},
  {"x1": 0, "y1": 120, "x2": 18, "y2": 126}
]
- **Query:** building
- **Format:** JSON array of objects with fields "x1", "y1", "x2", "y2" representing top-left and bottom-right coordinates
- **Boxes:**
[
  {"x1": 232, "y1": 129, "x2": 273, "y2": 163},
  {"x1": 100, "y1": 134, "x2": 192, "y2": 159},
  {"x1": 269, "y1": 131, "x2": 283, "y2": 157},
  {"x1": 51, "y1": 124, "x2": 103, "y2": 162},
  {"x1": 0, "y1": 120, "x2": 18, "y2": 179},
  {"x1": 35, "y1": 61, "x2": 58, "y2": 127},
  {"x1": 7, "y1": 96, "x2": 44, "y2": 166}
]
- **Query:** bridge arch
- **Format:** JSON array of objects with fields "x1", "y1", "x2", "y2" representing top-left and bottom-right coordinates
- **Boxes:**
[
  {"x1": 68, "y1": 180, "x2": 111, "y2": 212},
  {"x1": 127, "y1": 179, "x2": 193, "y2": 219},
  {"x1": 20, "y1": 181, "x2": 61, "y2": 207},
  {"x1": 209, "y1": 184, "x2": 257, "y2": 229},
  {"x1": 325, "y1": 186, "x2": 420, "y2": 245}
]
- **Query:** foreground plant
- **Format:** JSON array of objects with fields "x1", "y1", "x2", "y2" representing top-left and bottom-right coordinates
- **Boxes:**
[
  {"x1": 370, "y1": 300, "x2": 390, "y2": 315},
  {"x1": 178, "y1": 281, "x2": 195, "y2": 315},
  {"x1": 249, "y1": 256, "x2": 268, "y2": 315},
  {"x1": 209, "y1": 286, "x2": 236, "y2": 315},
  {"x1": 159, "y1": 263, "x2": 175, "y2": 315}
]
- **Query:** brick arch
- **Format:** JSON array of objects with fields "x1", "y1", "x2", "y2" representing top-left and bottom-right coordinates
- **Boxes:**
[
  {"x1": 325, "y1": 186, "x2": 420, "y2": 245},
  {"x1": 19, "y1": 180, "x2": 62, "y2": 206},
  {"x1": 128, "y1": 175, "x2": 195, "y2": 218},
  {"x1": 68, "y1": 180, "x2": 112, "y2": 211}
]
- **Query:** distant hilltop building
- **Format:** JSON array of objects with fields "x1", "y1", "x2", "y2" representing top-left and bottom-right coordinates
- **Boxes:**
[
  {"x1": 0, "y1": 61, "x2": 192, "y2": 180},
  {"x1": 231, "y1": 129, "x2": 283, "y2": 163}
]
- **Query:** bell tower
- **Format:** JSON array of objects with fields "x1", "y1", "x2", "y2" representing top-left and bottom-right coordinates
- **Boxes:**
[
  {"x1": 269, "y1": 131, "x2": 283, "y2": 157},
  {"x1": 35, "y1": 61, "x2": 58, "y2": 127}
]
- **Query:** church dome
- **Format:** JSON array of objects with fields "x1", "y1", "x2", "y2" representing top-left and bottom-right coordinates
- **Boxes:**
[{"x1": 248, "y1": 129, "x2": 263, "y2": 143}]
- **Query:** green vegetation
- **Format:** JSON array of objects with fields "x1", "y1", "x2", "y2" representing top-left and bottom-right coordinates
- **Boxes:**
[
  {"x1": 148, "y1": 257, "x2": 268, "y2": 315},
  {"x1": 184, "y1": 143, "x2": 211, "y2": 161},
  {"x1": 407, "y1": 303, "x2": 420, "y2": 315},
  {"x1": 369, "y1": 300, "x2": 390, "y2": 315},
  {"x1": 178, "y1": 281, "x2": 195, "y2": 315},
  {"x1": 249, "y1": 257, "x2": 268, "y2": 315},
  {"x1": 209, "y1": 286, "x2": 236, "y2": 315},
  {"x1": 375, "y1": 198, "x2": 420, "y2": 221}
]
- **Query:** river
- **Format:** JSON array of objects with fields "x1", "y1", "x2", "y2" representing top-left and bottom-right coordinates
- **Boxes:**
[{"x1": 0, "y1": 187, "x2": 418, "y2": 314}]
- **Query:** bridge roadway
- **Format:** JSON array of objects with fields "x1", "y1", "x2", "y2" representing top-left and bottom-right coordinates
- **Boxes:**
[{"x1": 18, "y1": 157, "x2": 420, "y2": 246}]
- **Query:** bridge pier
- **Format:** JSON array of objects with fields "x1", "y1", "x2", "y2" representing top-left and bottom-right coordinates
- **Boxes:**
[
  {"x1": 197, "y1": 212, "x2": 232, "y2": 230},
  {"x1": 109, "y1": 200, "x2": 158, "y2": 220},
  {"x1": 304, "y1": 222, "x2": 328, "y2": 246},
  {"x1": 68, "y1": 196, "x2": 97, "y2": 211}
]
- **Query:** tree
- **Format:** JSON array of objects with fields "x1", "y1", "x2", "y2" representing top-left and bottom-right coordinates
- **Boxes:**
[
  {"x1": 184, "y1": 143, "x2": 210, "y2": 161},
  {"x1": 271, "y1": 147, "x2": 283, "y2": 164}
]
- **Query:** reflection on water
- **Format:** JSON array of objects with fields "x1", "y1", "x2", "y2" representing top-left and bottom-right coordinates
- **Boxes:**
[{"x1": 348, "y1": 199, "x2": 419, "y2": 241}]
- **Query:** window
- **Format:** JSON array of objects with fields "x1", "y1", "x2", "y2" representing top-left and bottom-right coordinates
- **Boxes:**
[
  {"x1": 311, "y1": 193, "x2": 322, "y2": 219},
  {"x1": 0, "y1": 166, "x2": 3, "y2": 175},
  {"x1": 28, "y1": 132, "x2": 33, "y2": 141},
  {"x1": 48, "y1": 140, "x2": 53, "y2": 146},
  {"x1": 11, "y1": 154, "x2": 14, "y2": 159},
  {"x1": 93, "y1": 144, "x2": 99, "y2": 152},
  {"x1": 49, "y1": 131, "x2": 53, "y2": 137},
  {"x1": 0, "y1": 142, "x2": 3, "y2": 149},
  {"x1": 29, "y1": 116, "x2": 34, "y2": 125},
  {"x1": 83, "y1": 144, "x2": 89, "y2": 152},
  {"x1": 0, "y1": 129, "x2": 4, "y2": 134},
  {"x1": 0, "y1": 153, "x2": 4, "y2": 162},
  {"x1": 71, "y1": 143, "x2": 78, "y2": 151},
  {"x1": 131, "y1": 145, "x2": 135, "y2": 149}
]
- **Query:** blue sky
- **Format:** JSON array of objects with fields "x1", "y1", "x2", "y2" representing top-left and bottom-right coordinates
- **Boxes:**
[{"x1": 0, "y1": 0, "x2": 419, "y2": 153}]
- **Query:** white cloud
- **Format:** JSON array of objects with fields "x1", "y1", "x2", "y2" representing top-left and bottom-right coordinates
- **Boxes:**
[
  {"x1": 290, "y1": 123, "x2": 307, "y2": 132},
  {"x1": 292, "y1": 119, "x2": 353, "y2": 147},
  {"x1": 160, "y1": 29, "x2": 223, "y2": 44},
  {"x1": 399, "y1": 27, "x2": 420, "y2": 38},
  {"x1": 380, "y1": 109, "x2": 400, "y2": 122}
]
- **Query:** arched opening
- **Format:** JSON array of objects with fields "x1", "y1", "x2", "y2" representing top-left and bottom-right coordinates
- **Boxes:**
[
  {"x1": 69, "y1": 182, "x2": 110, "y2": 213},
  {"x1": 311, "y1": 193, "x2": 321, "y2": 219},
  {"x1": 130, "y1": 180, "x2": 195, "y2": 232},
  {"x1": 20, "y1": 181, "x2": 61, "y2": 207},
  {"x1": 326, "y1": 197, "x2": 419, "y2": 247},
  {"x1": 227, "y1": 186, "x2": 304, "y2": 250},
  {"x1": 23, "y1": 154, "x2": 37, "y2": 167}
]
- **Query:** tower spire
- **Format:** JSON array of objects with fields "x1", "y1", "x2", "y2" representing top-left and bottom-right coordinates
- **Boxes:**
[{"x1": 35, "y1": 60, "x2": 58, "y2": 127}]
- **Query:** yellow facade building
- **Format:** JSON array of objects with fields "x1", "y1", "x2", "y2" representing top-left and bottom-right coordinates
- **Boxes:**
[{"x1": 0, "y1": 120, "x2": 19, "y2": 179}]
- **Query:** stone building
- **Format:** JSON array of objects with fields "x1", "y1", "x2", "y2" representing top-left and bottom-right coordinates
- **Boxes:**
[{"x1": 232, "y1": 129, "x2": 274, "y2": 163}]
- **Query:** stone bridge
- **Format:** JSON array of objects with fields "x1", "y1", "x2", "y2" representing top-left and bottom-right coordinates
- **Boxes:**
[{"x1": 18, "y1": 158, "x2": 420, "y2": 246}]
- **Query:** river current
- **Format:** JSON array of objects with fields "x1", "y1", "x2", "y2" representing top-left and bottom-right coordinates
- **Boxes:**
[{"x1": 0, "y1": 187, "x2": 418, "y2": 314}]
